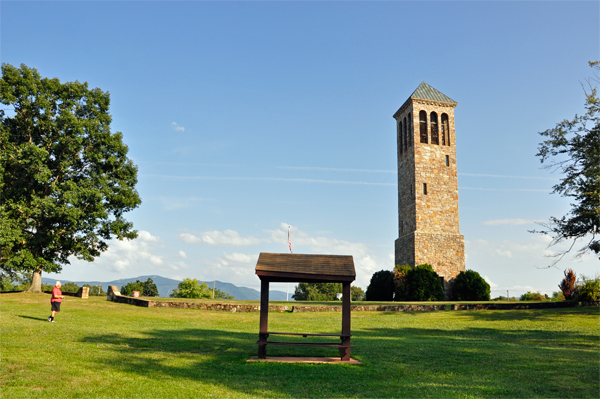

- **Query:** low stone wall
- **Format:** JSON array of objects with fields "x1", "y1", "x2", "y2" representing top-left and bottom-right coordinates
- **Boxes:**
[
  {"x1": 107, "y1": 293, "x2": 599, "y2": 312},
  {"x1": 293, "y1": 304, "x2": 447, "y2": 312},
  {"x1": 148, "y1": 301, "x2": 289, "y2": 312}
]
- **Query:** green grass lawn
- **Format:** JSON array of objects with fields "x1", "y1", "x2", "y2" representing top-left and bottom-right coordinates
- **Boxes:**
[{"x1": 1, "y1": 293, "x2": 598, "y2": 398}]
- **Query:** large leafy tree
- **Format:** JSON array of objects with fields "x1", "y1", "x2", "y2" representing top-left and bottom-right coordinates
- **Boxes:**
[
  {"x1": 0, "y1": 64, "x2": 141, "y2": 292},
  {"x1": 531, "y1": 61, "x2": 600, "y2": 264},
  {"x1": 292, "y1": 282, "x2": 342, "y2": 301},
  {"x1": 170, "y1": 278, "x2": 212, "y2": 299}
]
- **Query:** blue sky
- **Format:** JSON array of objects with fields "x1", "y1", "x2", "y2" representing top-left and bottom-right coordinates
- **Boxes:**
[{"x1": 2, "y1": 1, "x2": 598, "y2": 298}]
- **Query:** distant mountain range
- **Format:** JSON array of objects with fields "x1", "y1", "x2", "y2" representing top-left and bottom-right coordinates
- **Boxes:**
[{"x1": 41, "y1": 275, "x2": 290, "y2": 301}]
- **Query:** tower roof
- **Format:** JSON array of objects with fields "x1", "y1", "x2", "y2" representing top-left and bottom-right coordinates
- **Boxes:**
[{"x1": 409, "y1": 82, "x2": 456, "y2": 104}]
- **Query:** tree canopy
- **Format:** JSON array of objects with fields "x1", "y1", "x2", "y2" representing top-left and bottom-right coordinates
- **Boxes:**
[
  {"x1": 292, "y1": 282, "x2": 342, "y2": 301},
  {"x1": 121, "y1": 278, "x2": 159, "y2": 297},
  {"x1": 0, "y1": 64, "x2": 141, "y2": 291},
  {"x1": 531, "y1": 61, "x2": 600, "y2": 264},
  {"x1": 170, "y1": 278, "x2": 233, "y2": 299}
]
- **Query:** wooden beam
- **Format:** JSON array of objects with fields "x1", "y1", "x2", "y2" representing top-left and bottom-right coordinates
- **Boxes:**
[{"x1": 258, "y1": 279, "x2": 269, "y2": 359}]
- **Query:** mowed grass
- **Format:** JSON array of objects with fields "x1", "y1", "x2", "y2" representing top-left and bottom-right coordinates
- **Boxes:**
[{"x1": 1, "y1": 294, "x2": 598, "y2": 398}]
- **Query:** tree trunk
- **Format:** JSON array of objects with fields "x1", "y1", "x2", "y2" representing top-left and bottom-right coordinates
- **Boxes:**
[{"x1": 24, "y1": 267, "x2": 43, "y2": 293}]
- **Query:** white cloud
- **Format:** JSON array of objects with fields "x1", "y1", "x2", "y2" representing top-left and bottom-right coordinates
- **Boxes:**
[
  {"x1": 171, "y1": 122, "x2": 185, "y2": 132},
  {"x1": 178, "y1": 230, "x2": 265, "y2": 246},
  {"x1": 175, "y1": 223, "x2": 389, "y2": 289},
  {"x1": 483, "y1": 219, "x2": 543, "y2": 226},
  {"x1": 178, "y1": 250, "x2": 187, "y2": 258},
  {"x1": 223, "y1": 252, "x2": 256, "y2": 264},
  {"x1": 65, "y1": 230, "x2": 188, "y2": 276}
]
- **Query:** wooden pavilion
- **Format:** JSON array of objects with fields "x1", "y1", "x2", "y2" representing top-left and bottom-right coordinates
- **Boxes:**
[{"x1": 254, "y1": 253, "x2": 357, "y2": 362}]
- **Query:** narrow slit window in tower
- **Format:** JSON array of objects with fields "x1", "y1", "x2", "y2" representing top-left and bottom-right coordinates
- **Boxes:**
[
  {"x1": 423, "y1": 183, "x2": 427, "y2": 195},
  {"x1": 408, "y1": 113, "x2": 412, "y2": 147},
  {"x1": 403, "y1": 117, "x2": 408, "y2": 152},
  {"x1": 430, "y1": 112, "x2": 439, "y2": 145},
  {"x1": 445, "y1": 155, "x2": 450, "y2": 167},
  {"x1": 398, "y1": 121, "x2": 403, "y2": 154},
  {"x1": 419, "y1": 111, "x2": 428, "y2": 143}
]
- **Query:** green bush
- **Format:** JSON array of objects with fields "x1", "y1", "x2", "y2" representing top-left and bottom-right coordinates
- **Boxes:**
[
  {"x1": 577, "y1": 275, "x2": 600, "y2": 302},
  {"x1": 551, "y1": 291, "x2": 566, "y2": 301},
  {"x1": 393, "y1": 264, "x2": 412, "y2": 301},
  {"x1": 406, "y1": 264, "x2": 444, "y2": 301},
  {"x1": 61, "y1": 282, "x2": 81, "y2": 293},
  {"x1": 365, "y1": 270, "x2": 394, "y2": 301},
  {"x1": 121, "y1": 278, "x2": 158, "y2": 297},
  {"x1": 520, "y1": 291, "x2": 546, "y2": 301},
  {"x1": 453, "y1": 270, "x2": 490, "y2": 301}
]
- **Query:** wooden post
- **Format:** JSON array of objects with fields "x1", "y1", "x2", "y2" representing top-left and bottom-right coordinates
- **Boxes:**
[
  {"x1": 340, "y1": 282, "x2": 351, "y2": 360},
  {"x1": 258, "y1": 279, "x2": 270, "y2": 359}
]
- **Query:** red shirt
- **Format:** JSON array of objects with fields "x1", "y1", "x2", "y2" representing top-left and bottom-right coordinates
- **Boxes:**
[{"x1": 51, "y1": 286, "x2": 62, "y2": 303}]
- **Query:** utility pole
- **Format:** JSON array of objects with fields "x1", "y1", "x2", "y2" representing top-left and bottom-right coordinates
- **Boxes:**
[{"x1": 507, "y1": 290, "x2": 509, "y2": 300}]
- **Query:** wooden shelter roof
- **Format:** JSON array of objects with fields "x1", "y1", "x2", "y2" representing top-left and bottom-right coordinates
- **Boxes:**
[{"x1": 255, "y1": 253, "x2": 356, "y2": 283}]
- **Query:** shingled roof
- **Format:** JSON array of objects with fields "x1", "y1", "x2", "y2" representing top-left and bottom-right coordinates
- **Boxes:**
[
  {"x1": 410, "y1": 81, "x2": 456, "y2": 104},
  {"x1": 255, "y1": 253, "x2": 355, "y2": 282}
]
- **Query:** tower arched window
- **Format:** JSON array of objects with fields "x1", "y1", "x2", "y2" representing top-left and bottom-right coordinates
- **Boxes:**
[
  {"x1": 430, "y1": 112, "x2": 439, "y2": 145},
  {"x1": 403, "y1": 117, "x2": 408, "y2": 152},
  {"x1": 408, "y1": 113, "x2": 412, "y2": 147},
  {"x1": 419, "y1": 111, "x2": 428, "y2": 143},
  {"x1": 398, "y1": 120, "x2": 403, "y2": 154},
  {"x1": 441, "y1": 113, "x2": 449, "y2": 146}
]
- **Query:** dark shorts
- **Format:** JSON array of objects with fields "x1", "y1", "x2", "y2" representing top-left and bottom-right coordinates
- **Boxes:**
[{"x1": 51, "y1": 302, "x2": 61, "y2": 312}]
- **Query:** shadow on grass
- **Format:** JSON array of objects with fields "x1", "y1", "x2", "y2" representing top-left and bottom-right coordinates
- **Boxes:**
[
  {"x1": 80, "y1": 319, "x2": 599, "y2": 398},
  {"x1": 18, "y1": 315, "x2": 50, "y2": 322}
]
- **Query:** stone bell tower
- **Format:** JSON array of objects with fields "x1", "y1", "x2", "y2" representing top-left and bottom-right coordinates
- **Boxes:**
[{"x1": 394, "y1": 82, "x2": 465, "y2": 298}]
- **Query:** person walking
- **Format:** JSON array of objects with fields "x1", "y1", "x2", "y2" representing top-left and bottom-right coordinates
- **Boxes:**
[{"x1": 48, "y1": 281, "x2": 65, "y2": 322}]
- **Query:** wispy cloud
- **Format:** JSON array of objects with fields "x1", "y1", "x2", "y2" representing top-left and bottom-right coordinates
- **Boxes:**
[
  {"x1": 178, "y1": 230, "x2": 266, "y2": 246},
  {"x1": 278, "y1": 166, "x2": 395, "y2": 174},
  {"x1": 143, "y1": 175, "x2": 395, "y2": 186},
  {"x1": 459, "y1": 186, "x2": 549, "y2": 192},
  {"x1": 171, "y1": 122, "x2": 185, "y2": 132},
  {"x1": 66, "y1": 231, "x2": 189, "y2": 274},
  {"x1": 459, "y1": 173, "x2": 556, "y2": 181},
  {"x1": 483, "y1": 219, "x2": 544, "y2": 226}
]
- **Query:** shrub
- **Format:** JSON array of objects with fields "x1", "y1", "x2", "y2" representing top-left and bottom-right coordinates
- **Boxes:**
[
  {"x1": 577, "y1": 275, "x2": 600, "y2": 302},
  {"x1": 393, "y1": 264, "x2": 412, "y2": 301},
  {"x1": 559, "y1": 269, "x2": 577, "y2": 300},
  {"x1": 551, "y1": 291, "x2": 566, "y2": 301},
  {"x1": 365, "y1": 270, "x2": 394, "y2": 301},
  {"x1": 406, "y1": 264, "x2": 444, "y2": 301},
  {"x1": 453, "y1": 270, "x2": 490, "y2": 301},
  {"x1": 520, "y1": 291, "x2": 546, "y2": 301},
  {"x1": 61, "y1": 282, "x2": 80, "y2": 293}
]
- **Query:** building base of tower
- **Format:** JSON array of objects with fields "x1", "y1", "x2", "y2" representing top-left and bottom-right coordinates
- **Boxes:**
[{"x1": 395, "y1": 232, "x2": 465, "y2": 299}]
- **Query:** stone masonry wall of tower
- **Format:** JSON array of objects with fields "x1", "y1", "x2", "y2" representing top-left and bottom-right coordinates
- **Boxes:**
[{"x1": 393, "y1": 84, "x2": 466, "y2": 298}]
